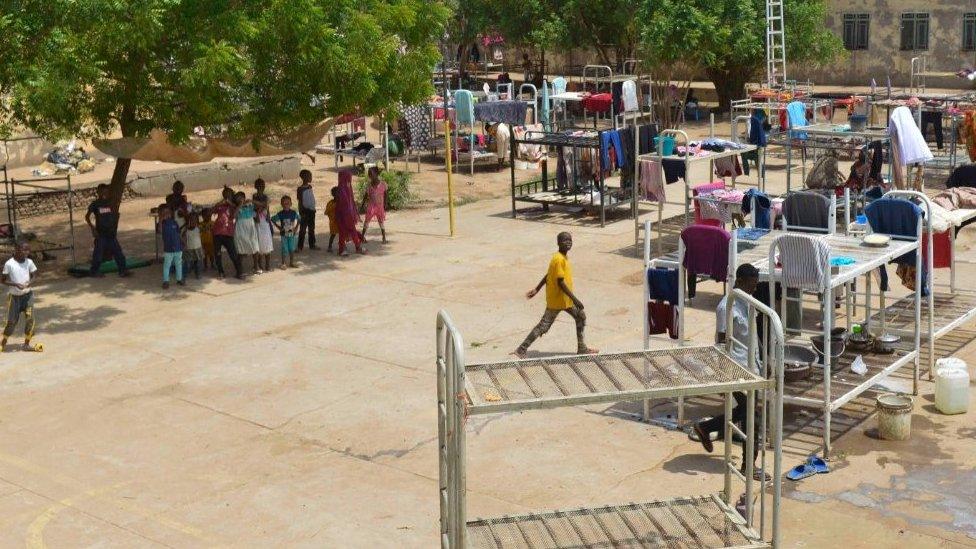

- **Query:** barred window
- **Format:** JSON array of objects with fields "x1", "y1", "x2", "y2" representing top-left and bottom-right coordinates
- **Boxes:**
[
  {"x1": 900, "y1": 13, "x2": 929, "y2": 51},
  {"x1": 842, "y1": 14, "x2": 869, "y2": 51}
]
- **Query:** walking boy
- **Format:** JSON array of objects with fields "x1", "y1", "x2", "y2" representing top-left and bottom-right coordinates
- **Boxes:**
[
  {"x1": 515, "y1": 232, "x2": 597, "y2": 358},
  {"x1": 159, "y1": 205, "x2": 184, "y2": 289},
  {"x1": 86, "y1": 184, "x2": 130, "y2": 277},
  {"x1": 297, "y1": 169, "x2": 318, "y2": 251},
  {"x1": 1, "y1": 242, "x2": 41, "y2": 351}
]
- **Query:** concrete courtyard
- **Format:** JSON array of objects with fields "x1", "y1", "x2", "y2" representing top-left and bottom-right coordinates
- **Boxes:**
[{"x1": 1, "y1": 142, "x2": 976, "y2": 548}]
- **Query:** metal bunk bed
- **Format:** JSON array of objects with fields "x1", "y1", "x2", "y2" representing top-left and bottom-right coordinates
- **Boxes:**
[
  {"x1": 437, "y1": 296, "x2": 786, "y2": 548},
  {"x1": 643, "y1": 220, "x2": 925, "y2": 455},
  {"x1": 634, "y1": 129, "x2": 759, "y2": 250},
  {"x1": 508, "y1": 130, "x2": 631, "y2": 227},
  {"x1": 868, "y1": 191, "x2": 976, "y2": 379},
  {"x1": 910, "y1": 55, "x2": 959, "y2": 95},
  {"x1": 763, "y1": 123, "x2": 891, "y2": 194},
  {"x1": 730, "y1": 97, "x2": 832, "y2": 134}
]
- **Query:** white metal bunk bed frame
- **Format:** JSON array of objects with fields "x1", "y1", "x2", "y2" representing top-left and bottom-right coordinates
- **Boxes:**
[
  {"x1": 633, "y1": 128, "x2": 760, "y2": 250},
  {"x1": 910, "y1": 55, "x2": 959, "y2": 95},
  {"x1": 643, "y1": 215, "x2": 925, "y2": 455},
  {"x1": 437, "y1": 298, "x2": 786, "y2": 548}
]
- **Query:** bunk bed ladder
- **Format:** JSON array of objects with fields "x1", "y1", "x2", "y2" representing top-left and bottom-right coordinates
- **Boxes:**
[{"x1": 765, "y1": 0, "x2": 787, "y2": 88}]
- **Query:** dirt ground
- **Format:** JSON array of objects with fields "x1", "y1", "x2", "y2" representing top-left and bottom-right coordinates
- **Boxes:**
[{"x1": 2, "y1": 113, "x2": 976, "y2": 548}]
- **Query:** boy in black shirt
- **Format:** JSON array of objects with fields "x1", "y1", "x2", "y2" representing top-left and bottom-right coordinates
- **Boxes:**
[{"x1": 85, "y1": 184, "x2": 130, "y2": 278}]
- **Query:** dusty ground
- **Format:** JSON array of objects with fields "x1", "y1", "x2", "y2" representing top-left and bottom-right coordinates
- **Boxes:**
[{"x1": 1, "y1": 113, "x2": 976, "y2": 548}]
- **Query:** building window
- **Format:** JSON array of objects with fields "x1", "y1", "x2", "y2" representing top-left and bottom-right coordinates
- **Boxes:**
[
  {"x1": 900, "y1": 13, "x2": 929, "y2": 51},
  {"x1": 965, "y1": 14, "x2": 976, "y2": 52},
  {"x1": 842, "y1": 14, "x2": 870, "y2": 51}
]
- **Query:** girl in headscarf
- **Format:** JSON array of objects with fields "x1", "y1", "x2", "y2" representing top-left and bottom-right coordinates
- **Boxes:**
[{"x1": 336, "y1": 170, "x2": 364, "y2": 255}]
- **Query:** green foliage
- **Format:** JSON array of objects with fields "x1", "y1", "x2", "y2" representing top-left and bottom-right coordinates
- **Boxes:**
[
  {"x1": 636, "y1": 0, "x2": 843, "y2": 110},
  {"x1": 356, "y1": 170, "x2": 413, "y2": 211},
  {"x1": 0, "y1": 0, "x2": 449, "y2": 144}
]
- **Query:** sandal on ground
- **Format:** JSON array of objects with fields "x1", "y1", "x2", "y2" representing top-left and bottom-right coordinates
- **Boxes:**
[
  {"x1": 23, "y1": 342, "x2": 43, "y2": 352},
  {"x1": 807, "y1": 456, "x2": 830, "y2": 474},
  {"x1": 786, "y1": 463, "x2": 818, "y2": 481}
]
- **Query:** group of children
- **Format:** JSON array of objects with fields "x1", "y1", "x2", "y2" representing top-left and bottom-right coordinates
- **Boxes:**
[{"x1": 158, "y1": 168, "x2": 389, "y2": 288}]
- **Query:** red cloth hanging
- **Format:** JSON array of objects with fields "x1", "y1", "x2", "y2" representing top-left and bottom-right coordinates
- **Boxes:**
[
  {"x1": 648, "y1": 302, "x2": 678, "y2": 339},
  {"x1": 582, "y1": 93, "x2": 613, "y2": 113},
  {"x1": 922, "y1": 230, "x2": 952, "y2": 269}
]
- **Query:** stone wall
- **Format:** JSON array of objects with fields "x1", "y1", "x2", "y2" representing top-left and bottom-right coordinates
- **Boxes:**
[{"x1": 808, "y1": 0, "x2": 976, "y2": 88}]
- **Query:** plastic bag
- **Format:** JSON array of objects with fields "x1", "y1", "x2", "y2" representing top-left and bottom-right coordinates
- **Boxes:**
[{"x1": 851, "y1": 355, "x2": 867, "y2": 375}]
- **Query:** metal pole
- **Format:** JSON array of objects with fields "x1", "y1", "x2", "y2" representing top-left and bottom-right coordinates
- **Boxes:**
[
  {"x1": 443, "y1": 48, "x2": 456, "y2": 237},
  {"x1": 723, "y1": 391, "x2": 733, "y2": 504},
  {"x1": 67, "y1": 174, "x2": 76, "y2": 264}
]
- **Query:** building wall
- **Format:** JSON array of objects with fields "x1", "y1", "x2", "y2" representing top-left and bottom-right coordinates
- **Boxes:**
[{"x1": 806, "y1": 0, "x2": 976, "y2": 87}]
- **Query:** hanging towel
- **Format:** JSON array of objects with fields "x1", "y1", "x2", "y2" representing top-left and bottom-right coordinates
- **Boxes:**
[
  {"x1": 622, "y1": 80, "x2": 639, "y2": 112},
  {"x1": 742, "y1": 189, "x2": 772, "y2": 229},
  {"x1": 662, "y1": 159, "x2": 686, "y2": 183},
  {"x1": 786, "y1": 101, "x2": 808, "y2": 139},
  {"x1": 639, "y1": 159, "x2": 666, "y2": 202},
  {"x1": 474, "y1": 100, "x2": 527, "y2": 126},
  {"x1": 888, "y1": 106, "x2": 933, "y2": 165},
  {"x1": 922, "y1": 230, "x2": 952, "y2": 269},
  {"x1": 865, "y1": 197, "x2": 928, "y2": 294},
  {"x1": 648, "y1": 301, "x2": 679, "y2": 339},
  {"x1": 775, "y1": 233, "x2": 830, "y2": 291},
  {"x1": 638, "y1": 124, "x2": 659, "y2": 154},
  {"x1": 713, "y1": 155, "x2": 742, "y2": 178},
  {"x1": 454, "y1": 90, "x2": 475, "y2": 125},
  {"x1": 402, "y1": 105, "x2": 432, "y2": 149},
  {"x1": 749, "y1": 112, "x2": 768, "y2": 147},
  {"x1": 681, "y1": 225, "x2": 731, "y2": 283},
  {"x1": 540, "y1": 79, "x2": 550, "y2": 129},
  {"x1": 647, "y1": 267, "x2": 679, "y2": 304},
  {"x1": 783, "y1": 191, "x2": 831, "y2": 231}
]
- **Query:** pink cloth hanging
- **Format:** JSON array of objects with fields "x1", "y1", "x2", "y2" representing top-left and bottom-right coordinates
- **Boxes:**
[{"x1": 693, "y1": 181, "x2": 726, "y2": 226}]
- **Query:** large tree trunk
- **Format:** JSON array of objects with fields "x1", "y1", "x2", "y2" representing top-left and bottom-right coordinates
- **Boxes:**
[
  {"x1": 108, "y1": 157, "x2": 131, "y2": 212},
  {"x1": 707, "y1": 67, "x2": 749, "y2": 113}
]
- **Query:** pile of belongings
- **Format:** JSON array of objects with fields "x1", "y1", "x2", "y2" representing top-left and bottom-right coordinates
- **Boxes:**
[{"x1": 33, "y1": 140, "x2": 97, "y2": 176}]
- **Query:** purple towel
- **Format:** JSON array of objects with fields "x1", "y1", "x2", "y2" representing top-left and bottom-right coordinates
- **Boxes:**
[{"x1": 681, "y1": 225, "x2": 731, "y2": 282}]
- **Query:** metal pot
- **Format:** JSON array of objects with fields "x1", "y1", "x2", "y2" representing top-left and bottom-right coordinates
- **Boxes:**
[
  {"x1": 811, "y1": 334, "x2": 847, "y2": 371},
  {"x1": 784, "y1": 344, "x2": 817, "y2": 382}
]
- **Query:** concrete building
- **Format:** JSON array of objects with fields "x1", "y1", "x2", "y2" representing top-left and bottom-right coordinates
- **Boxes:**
[{"x1": 807, "y1": 0, "x2": 976, "y2": 88}]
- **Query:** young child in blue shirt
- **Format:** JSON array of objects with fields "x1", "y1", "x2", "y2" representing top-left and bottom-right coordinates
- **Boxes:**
[
  {"x1": 271, "y1": 195, "x2": 301, "y2": 269},
  {"x1": 160, "y1": 205, "x2": 185, "y2": 288}
]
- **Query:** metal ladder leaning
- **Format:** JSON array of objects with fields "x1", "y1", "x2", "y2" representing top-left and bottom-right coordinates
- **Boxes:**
[{"x1": 765, "y1": 0, "x2": 787, "y2": 88}]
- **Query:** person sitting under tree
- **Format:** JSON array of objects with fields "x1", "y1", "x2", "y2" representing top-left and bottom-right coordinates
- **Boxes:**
[{"x1": 514, "y1": 232, "x2": 598, "y2": 358}]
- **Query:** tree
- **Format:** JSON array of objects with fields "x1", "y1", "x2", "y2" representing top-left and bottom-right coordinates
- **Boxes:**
[
  {"x1": 559, "y1": 0, "x2": 641, "y2": 70},
  {"x1": 637, "y1": 0, "x2": 843, "y2": 112},
  {"x1": 0, "y1": 0, "x2": 449, "y2": 210},
  {"x1": 480, "y1": 0, "x2": 566, "y2": 86}
]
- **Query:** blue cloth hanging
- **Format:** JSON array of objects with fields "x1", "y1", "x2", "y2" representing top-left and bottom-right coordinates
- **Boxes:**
[
  {"x1": 865, "y1": 198, "x2": 928, "y2": 295},
  {"x1": 742, "y1": 189, "x2": 772, "y2": 229},
  {"x1": 647, "y1": 267, "x2": 679, "y2": 304}
]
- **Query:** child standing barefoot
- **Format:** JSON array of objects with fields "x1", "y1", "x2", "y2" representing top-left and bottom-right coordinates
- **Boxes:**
[
  {"x1": 325, "y1": 187, "x2": 338, "y2": 252},
  {"x1": 183, "y1": 212, "x2": 204, "y2": 279},
  {"x1": 159, "y1": 205, "x2": 185, "y2": 289},
  {"x1": 1, "y1": 242, "x2": 41, "y2": 352},
  {"x1": 255, "y1": 201, "x2": 274, "y2": 272},
  {"x1": 272, "y1": 195, "x2": 301, "y2": 268},
  {"x1": 232, "y1": 191, "x2": 260, "y2": 274},
  {"x1": 360, "y1": 167, "x2": 388, "y2": 243},
  {"x1": 199, "y1": 207, "x2": 215, "y2": 270}
]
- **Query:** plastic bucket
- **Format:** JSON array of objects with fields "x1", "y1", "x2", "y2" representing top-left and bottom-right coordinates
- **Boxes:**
[
  {"x1": 876, "y1": 394, "x2": 913, "y2": 441},
  {"x1": 849, "y1": 114, "x2": 868, "y2": 132},
  {"x1": 654, "y1": 136, "x2": 676, "y2": 156}
]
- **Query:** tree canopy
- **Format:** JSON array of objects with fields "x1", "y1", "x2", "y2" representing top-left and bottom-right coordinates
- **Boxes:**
[
  {"x1": 0, "y1": 0, "x2": 448, "y2": 207},
  {"x1": 638, "y1": 0, "x2": 843, "y2": 111}
]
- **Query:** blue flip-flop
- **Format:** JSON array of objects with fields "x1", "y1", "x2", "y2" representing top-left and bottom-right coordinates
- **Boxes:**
[
  {"x1": 807, "y1": 456, "x2": 830, "y2": 474},
  {"x1": 786, "y1": 463, "x2": 818, "y2": 481}
]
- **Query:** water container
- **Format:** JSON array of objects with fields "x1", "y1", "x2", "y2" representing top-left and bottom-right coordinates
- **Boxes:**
[
  {"x1": 936, "y1": 357, "x2": 972, "y2": 380},
  {"x1": 935, "y1": 366, "x2": 970, "y2": 415},
  {"x1": 653, "y1": 136, "x2": 676, "y2": 156},
  {"x1": 876, "y1": 394, "x2": 913, "y2": 440}
]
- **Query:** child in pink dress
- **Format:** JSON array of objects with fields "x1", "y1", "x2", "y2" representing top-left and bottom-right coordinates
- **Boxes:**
[{"x1": 360, "y1": 166, "x2": 388, "y2": 243}]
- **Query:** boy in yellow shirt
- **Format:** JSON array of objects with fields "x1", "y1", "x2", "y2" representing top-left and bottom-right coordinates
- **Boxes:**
[{"x1": 515, "y1": 232, "x2": 597, "y2": 358}]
